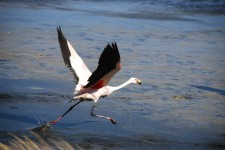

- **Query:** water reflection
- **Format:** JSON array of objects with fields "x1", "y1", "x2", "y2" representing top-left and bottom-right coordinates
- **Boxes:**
[{"x1": 191, "y1": 85, "x2": 225, "y2": 96}]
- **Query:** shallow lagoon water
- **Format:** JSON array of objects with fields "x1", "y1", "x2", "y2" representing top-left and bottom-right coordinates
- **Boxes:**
[{"x1": 0, "y1": 0, "x2": 225, "y2": 149}]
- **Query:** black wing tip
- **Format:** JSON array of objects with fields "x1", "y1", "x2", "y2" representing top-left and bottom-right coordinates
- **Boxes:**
[
  {"x1": 112, "y1": 42, "x2": 118, "y2": 52},
  {"x1": 57, "y1": 26, "x2": 62, "y2": 35},
  {"x1": 84, "y1": 42, "x2": 120, "y2": 88},
  {"x1": 106, "y1": 42, "x2": 118, "y2": 50},
  {"x1": 112, "y1": 42, "x2": 117, "y2": 47},
  {"x1": 57, "y1": 26, "x2": 61, "y2": 32},
  {"x1": 57, "y1": 26, "x2": 67, "y2": 41}
]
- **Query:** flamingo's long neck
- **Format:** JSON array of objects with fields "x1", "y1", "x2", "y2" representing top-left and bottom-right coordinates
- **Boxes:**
[{"x1": 111, "y1": 79, "x2": 132, "y2": 92}]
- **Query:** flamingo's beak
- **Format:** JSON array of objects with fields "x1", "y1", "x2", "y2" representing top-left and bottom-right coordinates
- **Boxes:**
[{"x1": 136, "y1": 79, "x2": 142, "y2": 85}]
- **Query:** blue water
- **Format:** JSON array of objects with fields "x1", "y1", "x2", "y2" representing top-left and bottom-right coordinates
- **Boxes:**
[{"x1": 0, "y1": 0, "x2": 225, "y2": 149}]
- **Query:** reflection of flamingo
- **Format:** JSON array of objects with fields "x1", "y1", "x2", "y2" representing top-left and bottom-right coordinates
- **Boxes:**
[{"x1": 42, "y1": 27, "x2": 141, "y2": 129}]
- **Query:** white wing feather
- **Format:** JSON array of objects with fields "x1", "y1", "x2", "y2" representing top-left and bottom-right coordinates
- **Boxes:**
[{"x1": 67, "y1": 41, "x2": 91, "y2": 85}]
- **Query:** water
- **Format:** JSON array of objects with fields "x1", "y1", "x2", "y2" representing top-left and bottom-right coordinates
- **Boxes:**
[{"x1": 0, "y1": 0, "x2": 225, "y2": 149}]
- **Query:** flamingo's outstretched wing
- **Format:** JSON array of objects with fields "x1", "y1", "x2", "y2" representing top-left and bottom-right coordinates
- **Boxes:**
[
  {"x1": 57, "y1": 26, "x2": 91, "y2": 85},
  {"x1": 84, "y1": 43, "x2": 121, "y2": 89}
]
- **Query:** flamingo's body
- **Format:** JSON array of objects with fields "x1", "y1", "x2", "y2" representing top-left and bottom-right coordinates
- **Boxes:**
[{"x1": 57, "y1": 27, "x2": 141, "y2": 124}]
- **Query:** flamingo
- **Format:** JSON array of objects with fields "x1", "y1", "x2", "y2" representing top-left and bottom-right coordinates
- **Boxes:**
[{"x1": 39, "y1": 27, "x2": 141, "y2": 130}]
